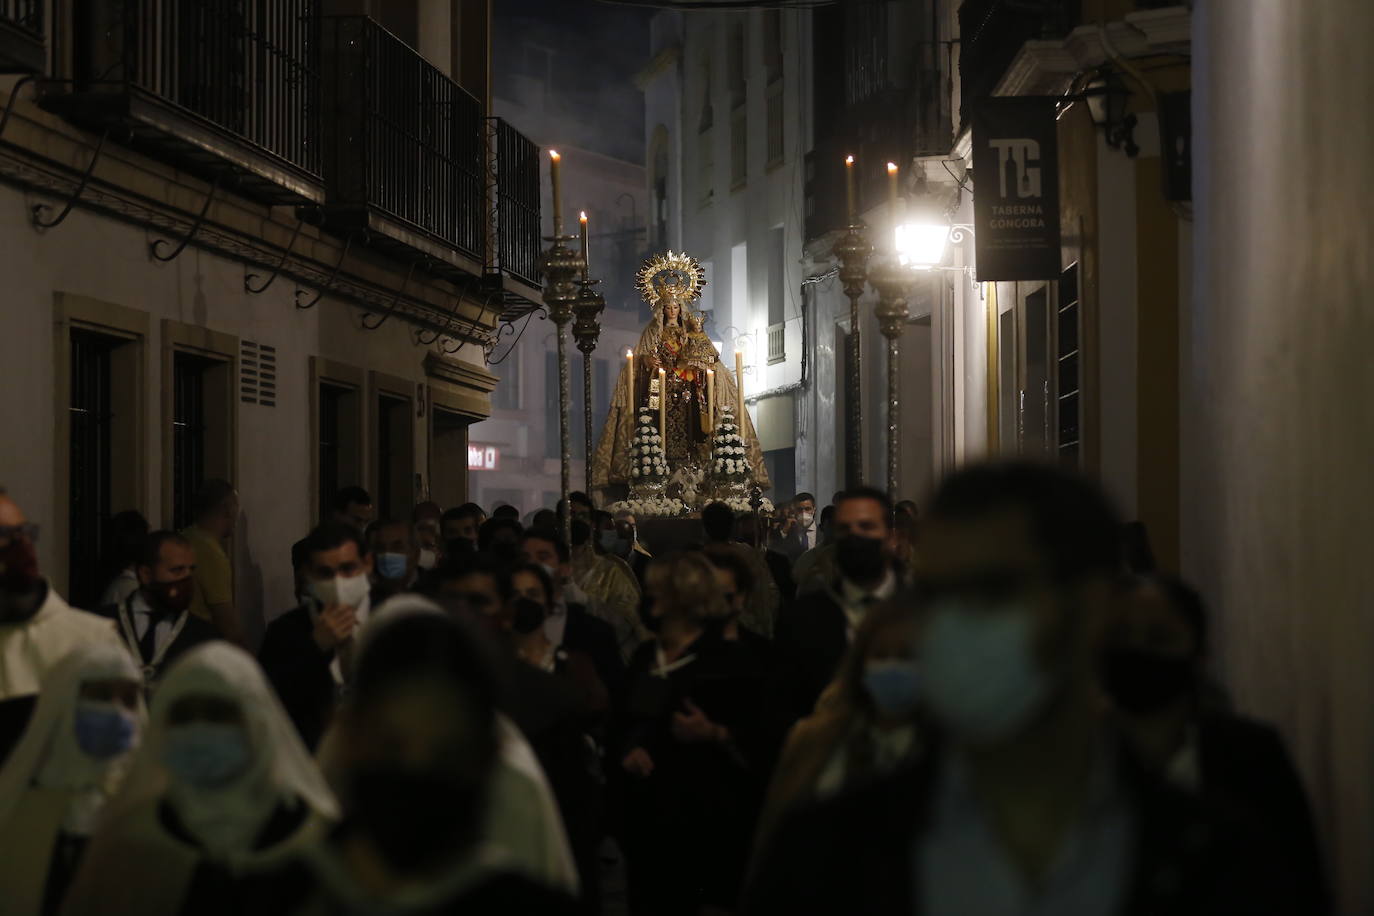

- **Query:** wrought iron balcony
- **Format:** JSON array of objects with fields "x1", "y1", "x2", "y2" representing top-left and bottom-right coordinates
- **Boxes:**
[
  {"x1": 0, "y1": 0, "x2": 43, "y2": 73},
  {"x1": 488, "y1": 117, "x2": 541, "y2": 292},
  {"x1": 958, "y1": 0, "x2": 1082, "y2": 127},
  {"x1": 318, "y1": 15, "x2": 484, "y2": 275},
  {"x1": 40, "y1": 0, "x2": 322, "y2": 204}
]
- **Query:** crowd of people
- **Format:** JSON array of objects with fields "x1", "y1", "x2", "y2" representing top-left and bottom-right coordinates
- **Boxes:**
[{"x1": 0, "y1": 464, "x2": 1330, "y2": 915}]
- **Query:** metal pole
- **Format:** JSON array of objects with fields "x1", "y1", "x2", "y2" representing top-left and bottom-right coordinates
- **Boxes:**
[
  {"x1": 848, "y1": 293, "x2": 864, "y2": 488},
  {"x1": 871, "y1": 257, "x2": 911, "y2": 504},
  {"x1": 834, "y1": 223, "x2": 872, "y2": 489},
  {"x1": 557, "y1": 328, "x2": 572, "y2": 549},
  {"x1": 583, "y1": 352, "x2": 594, "y2": 495},
  {"x1": 886, "y1": 334, "x2": 900, "y2": 501}
]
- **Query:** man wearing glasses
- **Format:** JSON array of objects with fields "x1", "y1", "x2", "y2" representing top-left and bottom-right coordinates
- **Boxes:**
[{"x1": 0, "y1": 488, "x2": 121, "y2": 764}]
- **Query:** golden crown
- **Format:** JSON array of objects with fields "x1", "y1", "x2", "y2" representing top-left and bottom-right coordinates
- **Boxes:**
[{"x1": 636, "y1": 250, "x2": 707, "y2": 308}]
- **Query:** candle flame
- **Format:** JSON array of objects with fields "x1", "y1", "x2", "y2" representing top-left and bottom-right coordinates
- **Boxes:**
[
  {"x1": 887, "y1": 162, "x2": 898, "y2": 175},
  {"x1": 549, "y1": 150, "x2": 560, "y2": 161},
  {"x1": 626, "y1": 348, "x2": 633, "y2": 358},
  {"x1": 845, "y1": 155, "x2": 854, "y2": 165},
  {"x1": 580, "y1": 211, "x2": 587, "y2": 222}
]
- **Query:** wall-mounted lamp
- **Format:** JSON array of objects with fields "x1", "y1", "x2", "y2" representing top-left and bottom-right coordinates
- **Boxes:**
[{"x1": 1082, "y1": 69, "x2": 1139, "y2": 158}]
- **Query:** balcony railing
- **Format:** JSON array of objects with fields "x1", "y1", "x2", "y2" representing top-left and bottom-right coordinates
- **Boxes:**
[
  {"x1": 489, "y1": 117, "x2": 541, "y2": 289},
  {"x1": 958, "y1": 0, "x2": 1082, "y2": 127},
  {"x1": 41, "y1": 0, "x2": 321, "y2": 202},
  {"x1": 319, "y1": 16, "x2": 484, "y2": 268},
  {"x1": 0, "y1": 0, "x2": 43, "y2": 73}
]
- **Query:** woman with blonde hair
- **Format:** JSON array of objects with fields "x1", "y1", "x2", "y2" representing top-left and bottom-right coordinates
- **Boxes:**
[
  {"x1": 615, "y1": 550, "x2": 765, "y2": 916},
  {"x1": 754, "y1": 596, "x2": 923, "y2": 850}
]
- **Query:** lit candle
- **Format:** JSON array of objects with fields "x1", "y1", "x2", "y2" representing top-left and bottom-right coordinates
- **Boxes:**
[
  {"x1": 887, "y1": 161, "x2": 899, "y2": 215},
  {"x1": 707, "y1": 368, "x2": 715, "y2": 433},
  {"x1": 549, "y1": 150, "x2": 563, "y2": 236},
  {"x1": 625, "y1": 348, "x2": 634, "y2": 414},
  {"x1": 734, "y1": 349, "x2": 745, "y2": 429},
  {"x1": 579, "y1": 211, "x2": 589, "y2": 276},
  {"x1": 845, "y1": 155, "x2": 856, "y2": 224},
  {"x1": 658, "y1": 368, "x2": 667, "y2": 446}
]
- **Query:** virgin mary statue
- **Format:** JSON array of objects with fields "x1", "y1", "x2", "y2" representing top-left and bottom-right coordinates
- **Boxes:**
[{"x1": 591, "y1": 251, "x2": 769, "y2": 495}]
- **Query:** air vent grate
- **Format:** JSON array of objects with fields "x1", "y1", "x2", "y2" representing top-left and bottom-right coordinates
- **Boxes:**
[{"x1": 240, "y1": 341, "x2": 277, "y2": 407}]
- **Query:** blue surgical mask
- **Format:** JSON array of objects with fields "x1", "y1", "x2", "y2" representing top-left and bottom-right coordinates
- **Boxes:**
[
  {"x1": 376, "y1": 552, "x2": 409, "y2": 581},
  {"x1": 598, "y1": 529, "x2": 628, "y2": 555},
  {"x1": 919, "y1": 601, "x2": 1050, "y2": 745},
  {"x1": 74, "y1": 701, "x2": 139, "y2": 759},
  {"x1": 163, "y1": 722, "x2": 251, "y2": 789},
  {"x1": 862, "y1": 660, "x2": 921, "y2": 718}
]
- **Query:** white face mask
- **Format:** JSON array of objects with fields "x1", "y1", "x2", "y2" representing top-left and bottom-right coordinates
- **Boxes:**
[
  {"x1": 919, "y1": 600, "x2": 1050, "y2": 745},
  {"x1": 416, "y1": 548, "x2": 438, "y2": 570},
  {"x1": 798, "y1": 511, "x2": 815, "y2": 528},
  {"x1": 310, "y1": 572, "x2": 371, "y2": 609}
]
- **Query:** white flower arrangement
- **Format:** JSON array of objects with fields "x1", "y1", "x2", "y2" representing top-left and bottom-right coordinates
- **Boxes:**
[
  {"x1": 710, "y1": 408, "x2": 751, "y2": 481},
  {"x1": 717, "y1": 496, "x2": 776, "y2": 515},
  {"x1": 608, "y1": 496, "x2": 688, "y2": 518},
  {"x1": 628, "y1": 407, "x2": 668, "y2": 481}
]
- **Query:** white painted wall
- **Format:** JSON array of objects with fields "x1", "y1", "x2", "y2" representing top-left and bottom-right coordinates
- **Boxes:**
[
  {"x1": 1190, "y1": 2, "x2": 1374, "y2": 909},
  {"x1": 0, "y1": 185, "x2": 485, "y2": 638}
]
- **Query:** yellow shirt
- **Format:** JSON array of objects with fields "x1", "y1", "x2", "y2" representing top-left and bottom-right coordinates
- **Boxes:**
[{"x1": 181, "y1": 525, "x2": 232, "y2": 623}]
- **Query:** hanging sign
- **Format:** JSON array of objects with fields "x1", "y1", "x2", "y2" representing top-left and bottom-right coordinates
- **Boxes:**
[{"x1": 972, "y1": 97, "x2": 1062, "y2": 281}]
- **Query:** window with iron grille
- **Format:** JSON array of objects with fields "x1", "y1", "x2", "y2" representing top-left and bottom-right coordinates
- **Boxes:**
[
  {"x1": 844, "y1": 1, "x2": 888, "y2": 106},
  {"x1": 376, "y1": 394, "x2": 410, "y2": 522},
  {"x1": 493, "y1": 347, "x2": 521, "y2": 410},
  {"x1": 768, "y1": 226, "x2": 786, "y2": 328},
  {"x1": 318, "y1": 384, "x2": 345, "y2": 520},
  {"x1": 541, "y1": 352, "x2": 591, "y2": 459},
  {"x1": 766, "y1": 81, "x2": 784, "y2": 167},
  {"x1": 727, "y1": 20, "x2": 746, "y2": 108},
  {"x1": 730, "y1": 103, "x2": 747, "y2": 188},
  {"x1": 172, "y1": 352, "x2": 213, "y2": 531},
  {"x1": 763, "y1": 10, "x2": 783, "y2": 85},
  {"x1": 1057, "y1": 262, "x2": 1082, "y2": 466},
  {"x1": 69, "y1": 331, "x2": 114, "y2": 604}
]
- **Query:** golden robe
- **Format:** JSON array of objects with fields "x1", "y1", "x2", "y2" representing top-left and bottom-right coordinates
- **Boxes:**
[{"x1": 592, "y1": 317, "x2": 771, "y2": 492}]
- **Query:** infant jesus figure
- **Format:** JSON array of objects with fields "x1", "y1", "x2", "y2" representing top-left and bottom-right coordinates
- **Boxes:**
[{"x1": 676, "y1": 314, "x2": 722, "y2": 440}]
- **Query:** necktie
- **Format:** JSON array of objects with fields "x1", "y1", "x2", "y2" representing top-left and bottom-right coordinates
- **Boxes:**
[{"x1": 138, "y1": 608, "x2": 171, "y2": 664}]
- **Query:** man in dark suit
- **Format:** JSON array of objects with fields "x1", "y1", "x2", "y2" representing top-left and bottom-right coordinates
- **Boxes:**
[
  {"x1": 777, "y1": 493, "x2": 820, "y2": 563},
  {"x1": 259, "y1": 522, "x2": 377, "y2": 750},
  {"x1": 1102, "y1": 573, "x2": 1330, "y2": 912},
  {"x1": 762, "y1": 487, "x2": 899, "y2": 762},
  {"x1": 96, "y1": 530, "x2": 217, "y2": 694},
  {"x1": 747, "y1": 464, "x2": 1306, "y2": 916}
]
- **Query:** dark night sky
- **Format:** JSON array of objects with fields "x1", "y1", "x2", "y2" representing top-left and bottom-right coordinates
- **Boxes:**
[{"x1": 494, "y1": 0, "x2": 655, "y2": 163}]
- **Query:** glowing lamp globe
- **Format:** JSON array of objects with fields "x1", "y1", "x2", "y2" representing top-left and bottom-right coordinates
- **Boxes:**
[{"x1": 894, "y1": 221, "x2": 950, "y2": 270}]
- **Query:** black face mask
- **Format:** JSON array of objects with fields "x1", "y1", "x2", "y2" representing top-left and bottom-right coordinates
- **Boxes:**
[
  {"x1": 1101, "y1": 646, "x2": 1196, "y2": 716},
  {"x1": 638, "y1": 594, "x2": 661, "y2": 632},
  {"x1": 511, "y1": 597, "x2": 547, "y2": 635},
  {"x1": 445, "y1": 537, "x2": 475, "y2": 559},
  {"x1": 348, "y1": 766, "x2": 485, "y2": 872},
  {"x1": 835, "y1": 535, "x2": 887, "y2": 583}
]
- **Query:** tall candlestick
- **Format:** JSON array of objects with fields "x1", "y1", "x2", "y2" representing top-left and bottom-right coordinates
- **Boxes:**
[
  {"x1": 625, "y1": 349, "x2": 634, "y2": 415},
  {"x1": 579, "y1": 211, "x2": 589, "y2": 277},
  {"x1": 845, "y1": 155, "x2": 856, "y2": 224},
  {"x1": 549, "y1": 150, "x2": 564, "y2": 236},
  {"x1": 887, "y1": 161, "x2": 899, "y2": 216},
  {"x1": 658, "y1": 368, "x2": 667, "y2": 447},
  {"x1": 734, "y1": 349, "x2": 745, "y2": 430},
  {"x1": 707, "y1": 369, "x2": 715, "y2": 434}
]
